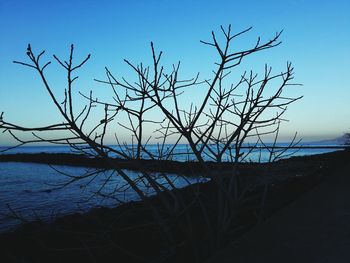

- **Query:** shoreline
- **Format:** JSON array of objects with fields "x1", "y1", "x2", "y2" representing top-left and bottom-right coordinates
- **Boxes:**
[
  {"x1": 0, "y1": 150, "x2": 349, "y2": 262},
  {"x1": 0, "y1": 149, "x2": 344, "y2": 175}
]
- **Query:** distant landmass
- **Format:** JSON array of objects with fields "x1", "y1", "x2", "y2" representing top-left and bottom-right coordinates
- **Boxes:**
[{"x1": 310, "y1": 134, "x2": 350, "y2": 145}]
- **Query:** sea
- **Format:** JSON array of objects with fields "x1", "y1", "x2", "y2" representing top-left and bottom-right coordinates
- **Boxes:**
[{"x1": 0, "y1": 143, "x2": 345, "y2": 232}]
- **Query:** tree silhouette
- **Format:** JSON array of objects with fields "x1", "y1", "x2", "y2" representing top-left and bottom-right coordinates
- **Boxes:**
[{"x1": 0, "y1": 25, "x2": 301, "y2": 261}]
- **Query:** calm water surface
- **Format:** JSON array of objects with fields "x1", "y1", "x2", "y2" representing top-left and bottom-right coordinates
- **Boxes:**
[{"x1": 0, "y1": 144, "x2": 342, "y2": 231}]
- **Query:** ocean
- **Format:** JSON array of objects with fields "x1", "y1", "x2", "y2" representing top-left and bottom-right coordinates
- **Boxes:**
[{"x1": 0, "y1": 143, "x2": 344, "y2": 232}]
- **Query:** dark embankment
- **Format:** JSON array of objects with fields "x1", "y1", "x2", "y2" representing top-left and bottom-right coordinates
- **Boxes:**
[
  {"x1": 0, "y1": 152, "x2": 228, "y2": 175},
  {"x1": 0, "y1": 150, "x2": 349, "y2": 262},
  {"x1": 0, "y1": 150, "x2": 341, "y2": 175}
]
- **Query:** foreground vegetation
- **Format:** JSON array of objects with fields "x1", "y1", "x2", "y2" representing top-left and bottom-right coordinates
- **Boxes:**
[{"x1": 0, "y1": 25, "x2": 304, "y2": 261}]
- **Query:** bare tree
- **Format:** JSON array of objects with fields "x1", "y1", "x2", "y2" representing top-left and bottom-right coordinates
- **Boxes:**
[
  {"x1": 98, "y1": 25, "x2": 301, "y2": 247},
  {"x1": 0, "y1": 25, "x2": 301, "y2": 261}
]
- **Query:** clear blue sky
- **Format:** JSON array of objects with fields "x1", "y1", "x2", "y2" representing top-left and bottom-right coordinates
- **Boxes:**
[{"x1": 0, "y1": 0, "x2": 349, "y2": 145}]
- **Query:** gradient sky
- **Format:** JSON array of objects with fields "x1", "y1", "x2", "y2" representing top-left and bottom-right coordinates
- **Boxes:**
[{"x1": 0, "y1": 0, "x2": 349, "y2": 145}]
